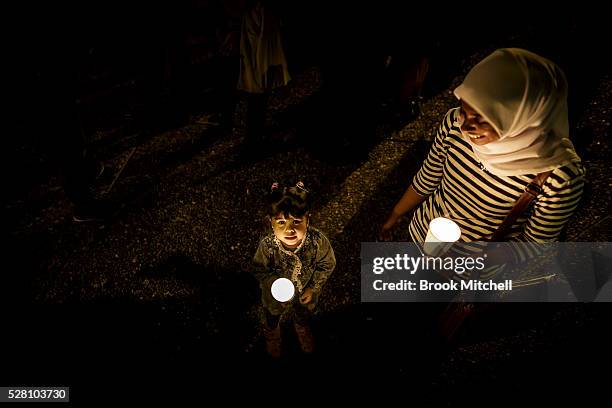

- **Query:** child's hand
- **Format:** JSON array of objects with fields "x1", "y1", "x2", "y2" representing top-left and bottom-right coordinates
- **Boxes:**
[{"x1": 299, "y1": 288, "x2": 314, "y2": 305}]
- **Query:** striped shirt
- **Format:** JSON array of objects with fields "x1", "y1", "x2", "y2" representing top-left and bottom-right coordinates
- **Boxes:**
[{"x1": 409, "y1": 107, "x2": 585, "y2": 265}]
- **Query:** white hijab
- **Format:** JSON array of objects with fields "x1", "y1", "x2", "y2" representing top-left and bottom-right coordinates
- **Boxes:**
[{"x1": 453, "y1": 48, "x2": 580, "y2": 176}]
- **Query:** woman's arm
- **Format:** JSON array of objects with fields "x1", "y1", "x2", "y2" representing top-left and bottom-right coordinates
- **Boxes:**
[{"x1": 379, "y1": 108, "x2": 456, "y2": 240}]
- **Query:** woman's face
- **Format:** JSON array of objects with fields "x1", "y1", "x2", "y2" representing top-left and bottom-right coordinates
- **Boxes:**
[
  {"x1": 459, "y1": 101, "x2": 501, "y2": 145},
  {"x1": 271, "y1": 213, "x2": 308, "y2": 249}
]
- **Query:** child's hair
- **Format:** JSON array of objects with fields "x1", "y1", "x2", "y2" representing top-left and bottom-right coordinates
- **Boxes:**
[{"x1": 267, "y1": 181, "x2": 312, "y2": 218}]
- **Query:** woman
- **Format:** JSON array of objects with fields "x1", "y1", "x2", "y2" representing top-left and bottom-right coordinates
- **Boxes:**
[{"x1": 380, "y1": 48, "x2": 585, "y2": 269}]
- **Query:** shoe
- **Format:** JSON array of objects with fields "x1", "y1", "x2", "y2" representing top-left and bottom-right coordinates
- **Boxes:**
[
  {"x1": 263, "y1": 325, "x2": 282, "y2": 358},
  {"x1": 72, "y1": 200, "x2": 118, "y2": 223},
  {"x1": 293, "y1": 322, "x2": 315, "y2": 354}
]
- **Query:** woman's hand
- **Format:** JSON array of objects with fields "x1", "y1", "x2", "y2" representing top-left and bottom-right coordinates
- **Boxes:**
[
  {"x1": 379, "y1": 217, "x2": 397, "y2": 241},
  {"x1": 379, "y1": 210, "x2": 408, "y2": 241},
  {"x1": 379, "y1": 185, "x2": 425, "y2": 241},
  {"x1": 299, "y1": 288, "x2": 314, "y2": 305}
]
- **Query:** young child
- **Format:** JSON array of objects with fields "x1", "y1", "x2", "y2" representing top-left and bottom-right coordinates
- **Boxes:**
[{"x1": 252, "y1": 181, "x2": 336, "y2": 358}]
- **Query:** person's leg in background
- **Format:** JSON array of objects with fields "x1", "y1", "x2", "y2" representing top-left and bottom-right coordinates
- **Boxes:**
[
  {"x1": 35, "y1": 60, "x2": 108, "y2": 222},
  {"x1": 215, "y1": 55, "x2": 240, "y2": 135},
  {"x1": 61, "y1": 128, "x2": 106, "y2": 222},
  {"x1": 244, "y1": 92, "x2": 269, "y2": 151}
]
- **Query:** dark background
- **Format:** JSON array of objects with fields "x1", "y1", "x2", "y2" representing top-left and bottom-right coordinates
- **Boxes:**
[{"x1": 3, "y1": 1, "x2": 611, "y2": 403}]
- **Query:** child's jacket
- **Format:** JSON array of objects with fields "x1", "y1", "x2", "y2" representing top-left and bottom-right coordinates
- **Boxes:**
[{"x1": 252, "y1": 227, "x2": 335, "y2": 295}]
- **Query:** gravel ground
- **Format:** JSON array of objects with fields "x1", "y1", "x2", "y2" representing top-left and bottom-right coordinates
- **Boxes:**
[{"x1": 5, "y1": 41, "x2": 611, "y2": 394}]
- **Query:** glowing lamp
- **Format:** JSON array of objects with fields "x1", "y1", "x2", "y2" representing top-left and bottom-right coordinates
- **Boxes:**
[
  {"x1": 271, "y1": 278, "x2": 295, "y2": 302},
  {"x1": 423, "y1": 217, "x2": 461, "y2": 256}
]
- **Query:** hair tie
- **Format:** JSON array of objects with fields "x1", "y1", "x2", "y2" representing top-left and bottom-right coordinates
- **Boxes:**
[{"x1": 295, "y1": 181, "x2": 308, "y2": 192}]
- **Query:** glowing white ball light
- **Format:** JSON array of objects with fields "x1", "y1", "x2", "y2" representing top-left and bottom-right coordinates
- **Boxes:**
[
  {"x1": 271, "y1": 278, "x2": 295, "y2": 302},
  {"x1": 423, "y1": 217, "x2": 461, "y2": 256},
  {"x1": 428, "y1": 217, "x2": 461, "y2": 242}
]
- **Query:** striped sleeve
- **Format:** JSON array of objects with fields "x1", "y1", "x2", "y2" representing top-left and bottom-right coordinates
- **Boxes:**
[
  {"x1": 510, "y1": 164, "x2": 586, "y2": 262},
  {"x1": 411, "y1": 109, "x2": 455, "y2": 196}
]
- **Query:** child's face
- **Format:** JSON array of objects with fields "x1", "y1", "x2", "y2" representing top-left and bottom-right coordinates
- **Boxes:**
[{"x1": 271, "y1": 213, "x2": 308, "y2": 249}]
